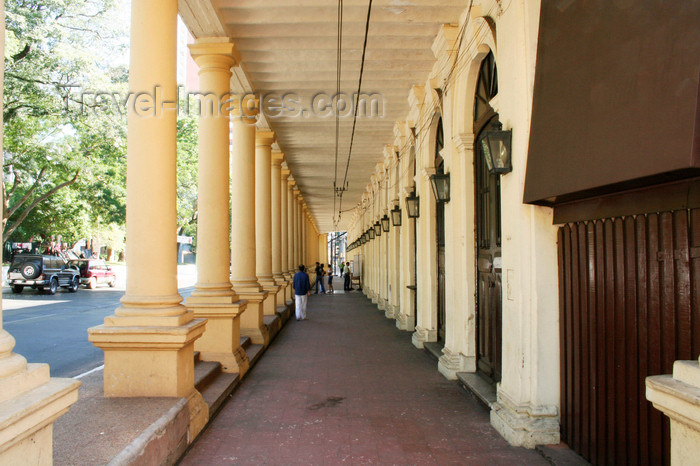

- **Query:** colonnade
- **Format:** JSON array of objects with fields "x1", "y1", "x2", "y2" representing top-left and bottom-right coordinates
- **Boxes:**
[{"x1": 84, "y1": 0, "x2": 324, "y2": 442}]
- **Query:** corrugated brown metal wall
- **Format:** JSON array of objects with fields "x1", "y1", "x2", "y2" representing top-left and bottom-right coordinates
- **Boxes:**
[{"x1": 558, "y1": 209, "x2": 700, "y2": 465}]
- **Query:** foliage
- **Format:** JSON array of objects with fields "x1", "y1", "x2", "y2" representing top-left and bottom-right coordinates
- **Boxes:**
[
  {"x1": 176, "y1": 114, "x2": 198, "y2": 239},
  {"x1": 3, "y1": 0, "x2": 129, "y2": 246},
  {"x1": 3, "y1": 0, "x2": 200, "y2": 255}
]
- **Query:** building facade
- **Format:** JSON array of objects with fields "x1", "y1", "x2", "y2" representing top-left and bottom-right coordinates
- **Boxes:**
[{"x1": 0, "y1": 0, "x2": 698, "y2": 464}]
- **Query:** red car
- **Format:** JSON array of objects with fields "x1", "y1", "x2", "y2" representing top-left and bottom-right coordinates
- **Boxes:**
[{"x1": 69, "y1": 259, "x2": 117, "y2": 289}]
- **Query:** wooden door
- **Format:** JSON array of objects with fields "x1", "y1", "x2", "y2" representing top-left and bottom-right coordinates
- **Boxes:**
[
  {"x1": 475, "y1": 126, "x2": 502, "y2": 383},
  {"x1": 558, "y1": 209, "x2": 700, "y2": 465},
  {"x1": 436, "y1": 121, "x2": 446, "y2": 342}
]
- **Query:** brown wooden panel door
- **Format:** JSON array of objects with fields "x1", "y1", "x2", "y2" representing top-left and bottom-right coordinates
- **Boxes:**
[
  {"x1": 558, "y1": 208, "x2": 700, "y2": 465},
  {"x1": 475, "y1": 126, "x2": 502, "y2": 384}
]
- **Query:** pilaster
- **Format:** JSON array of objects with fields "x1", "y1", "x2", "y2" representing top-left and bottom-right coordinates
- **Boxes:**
[
  {"x1": 490, "y1": 390, "x2": 560, "y2": 449},
  {"x1": 411, "y1": 325, "x2": 437, "y2": 349},
  {"x1": 438, "y1": 346, "x2": 475, "y2": 380}
]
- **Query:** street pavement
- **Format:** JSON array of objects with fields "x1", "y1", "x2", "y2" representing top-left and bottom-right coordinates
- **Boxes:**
[{"x1": 1, "y1": 264, "x2": 196, "y2": 378}]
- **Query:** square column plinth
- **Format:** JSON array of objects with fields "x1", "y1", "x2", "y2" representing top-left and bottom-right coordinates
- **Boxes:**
[
  {"x1": 0, "y1": 362, "x2": 80, "y2": 465},
  {"x1": 238, "y1": 291, "x2": 270, "y2": 347},
  {"x1": 647, "y1": 360, "x2": 700, "y2": 464},
  {"x1": 88, "y1": 318, "x2": 206, "y2": 397},
  {"x1": 258, "y1": 283, "x2": 280, "y2": 317},
  {"x1": 186, "y1": 296, "x2": 249, "y2": 376}
]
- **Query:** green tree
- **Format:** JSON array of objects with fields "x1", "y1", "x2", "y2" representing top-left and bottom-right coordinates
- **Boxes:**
[
  {"x1": 3, "y1": 0, "x2": 128, "y2": 244},
  {"x1": 176, "y1": 115, "x2": 198, "y2": 238}
]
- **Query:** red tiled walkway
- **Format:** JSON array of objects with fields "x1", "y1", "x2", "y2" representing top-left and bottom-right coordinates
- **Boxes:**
[{"x1": 181, "y1": 291, "x2": 548, "y2": 465}]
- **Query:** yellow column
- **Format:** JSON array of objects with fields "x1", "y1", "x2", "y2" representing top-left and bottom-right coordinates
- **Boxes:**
[
  {"x1": 88, "y1": 4, "x2": 208, "y2": 442},
  {"x1": 271, "y1": 150, "x2": 287, "y2": 306},
  {"x1": 255, "y1": 130, "x2": 281, "y2": 316},
  {"x1": 288, "y1": 179, "x2": 297, "y2": 272},
  {"x1": 302, "y1": 205, "x2": 308, "y2": 266},
  {"x1": 0, "y1": 2, "x2": 79, "y2": 461},
  {"x1": 280, "y1": 165, "x2": 293, "y2": 304},
  {"x1": 231, "y1": 100, "x2": 270, "y2": 346},
  {"x1": 293, "y1": 189, "x2": 301, "y2": 267},
  {"x1": 185, "y1": 38, "x2": 248, "y2": 375}
]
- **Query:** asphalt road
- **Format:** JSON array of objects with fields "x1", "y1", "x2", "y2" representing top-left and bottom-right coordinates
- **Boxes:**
[{"x1": 2, "y1": 264, "x2": 196, "y2": 378}]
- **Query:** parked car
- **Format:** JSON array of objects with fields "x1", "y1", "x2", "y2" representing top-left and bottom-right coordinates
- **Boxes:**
[
  {"x1": 69, "y1": 259, "x2": 116, "y2": 289},
  {"x1": 7, "y1": 254, "x2": 80, "y2": 294}
]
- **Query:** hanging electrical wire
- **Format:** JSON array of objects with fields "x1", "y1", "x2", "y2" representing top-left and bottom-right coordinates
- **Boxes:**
[
  {"x1": 333, "y1": 0, "x2": 344, "y2": 230},
  {"x1": 337, "y1": 0, "x2": 373, "y2": 220}
]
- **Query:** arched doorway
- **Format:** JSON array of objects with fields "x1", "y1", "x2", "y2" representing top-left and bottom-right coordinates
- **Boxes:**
[
  {"x1": 473, "y1": 51, "x2": 502, "y2": 384},
  {"x1": 435, "y1": 118, "x2": 446, "y2": 342}
]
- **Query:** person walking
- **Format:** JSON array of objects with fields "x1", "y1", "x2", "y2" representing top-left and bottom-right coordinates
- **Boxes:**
[
  {"x1": 313, "y1": 262, "x2": 326, "y2": 294},
  {"x1": 344, "y1": 261, "x2": 352, "y2": 291},
  {"x1": 326, "y1": 264, "x2": 334, "y2": 294},
  {"x1": 293, "y1": 265, "x2": 312, "y2": 320}
]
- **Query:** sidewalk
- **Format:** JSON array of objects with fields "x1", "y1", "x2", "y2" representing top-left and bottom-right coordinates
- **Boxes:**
[{"x1": 181, "y1": 291, "x2": 549, "y2": 465}]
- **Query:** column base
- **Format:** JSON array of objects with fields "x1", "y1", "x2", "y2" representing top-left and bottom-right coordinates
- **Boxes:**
[
  {"x1": 411, "y1": 326, "x2": 437, "y2": 349},
  {"x1": 260, "y1": 286, "x2": 281, "y2": 316},
  {"x1": 384, "y1": 303, "x2": 397, "y2": 319},
  {"x1": 490, "y1": 390, "x2": 560, "y2": 449},
  {"x1": 237, "y1": 291, "x2": 270, "y2": 347},
  {"x1": 395, "y1": 312, "x2": 415, "y2": 332},
  {"x1": 185, "y1": 295, "x2": 249, "y2": 375},
  {"x1": 646, "y1": 360, "x2": 700, "y2": 464},
  {"x1": 185, "y1": 388, "x2": 209, "y2": 441},
  {"x1": 438, "y1": 347, "x2": 475, "y2": 380},
  {"x1": 0, "y1": 347, "x2": 80, "y2": 464},
  {"x1": 282, "y1": 272, "x2": 294, "y2": 305},
  {"x1": 273, "y1": 273, "x2": 287, "y2": 305},
  {"x1": 378, "y1": 298, "x2": 387, "y2": 311},
  {"x1": 88, "y1": 318, "x2": 207, "y2": 397},
  {"x1": 395, "y1": 313, "x2": 407, "y2": 330}
]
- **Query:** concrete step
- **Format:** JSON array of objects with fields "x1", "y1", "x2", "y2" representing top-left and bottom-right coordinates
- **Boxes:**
[
  {"x1": 199, "y1": 371, "x2": 240, "y2": 417},
  {"x1": 536, "y1": 444, "x2": 590, "y2": 465},
  {"x1": 424, "y1": 341, "x2": 444, "y2": 361},
  {"x1": 456, "y1": 372, "x2": 497, "y2": 409},
  {"x1": 240, "y1": 335, "x2": 251, "y2": 350},
  {"x1": 246, "y1": 344, "x2": 264, "y2": 368},
  {"x1": 194, "y1": 361, "x2": 221, "y2": 392},
  {"x1": 264, "y1": 314, "x2": 281, "y2": 340}
]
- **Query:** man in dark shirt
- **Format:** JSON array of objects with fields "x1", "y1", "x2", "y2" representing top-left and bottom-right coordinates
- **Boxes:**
[
  {"x1": 344, "y1": 261, "x2": 353, "y2": 291},
  {"x1": 293, "y1": 265, "x2": 311, "y2": 320},
  {"x1": 313, "y1": 262, "x2": 325, "y2": 294}
]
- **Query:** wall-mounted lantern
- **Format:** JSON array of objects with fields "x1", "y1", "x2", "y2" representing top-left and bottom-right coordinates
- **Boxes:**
[
  {"x1": 479, "y1": 122, "x2": 513, "y2": 174},
  {"x1": 368, "y1": 227, "x2": 375, "y2": 240},
  {"x1": 405, "y1": 191, "x2": 420, "y2": 218},
  {"x1": 374, "y1": 221, "x2": 382, "y2": 237},
  {"x1": 381, "y1": 214, "x2": 390, "y2": 232},
  {"x1": 429, "y1": 173, "x2": 451, "y2": 203},
  {"x1": 390, "y1": 205, "x2": 402, "y2": 226}
]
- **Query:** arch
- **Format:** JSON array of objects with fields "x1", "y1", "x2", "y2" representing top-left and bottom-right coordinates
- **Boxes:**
[{"x1": 452, "y1": 16, "x2": 498, "y2": 138}]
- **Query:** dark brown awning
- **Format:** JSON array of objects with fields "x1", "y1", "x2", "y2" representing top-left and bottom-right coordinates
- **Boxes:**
[{"x1": 523, "y1": 0, "x2": 700, "y2": 207}]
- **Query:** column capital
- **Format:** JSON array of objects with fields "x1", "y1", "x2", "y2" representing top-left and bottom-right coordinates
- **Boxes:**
[
  {"x1": 255, "y1": 129, "x2": 276, "y2": 147},
  {"x1": 271, "y1": 150, "x2": 284, "y2": 166},
  {"x1": 231, "y1": 96, "x2": 259, "y2": 121},
  {"x1": 188, "y1": 38, "x2": 240, "y2": 68},
  {"x1": 281, "y1": 168, "x2": 291, "y2": 180},
  {"x1": 288, "y1": 177, "x2": 296, "y2": 187}
]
